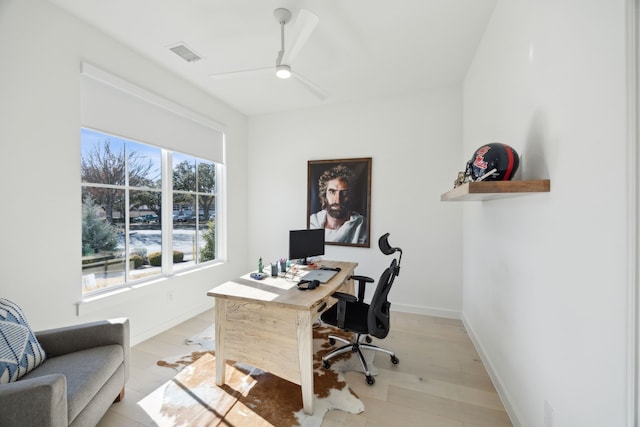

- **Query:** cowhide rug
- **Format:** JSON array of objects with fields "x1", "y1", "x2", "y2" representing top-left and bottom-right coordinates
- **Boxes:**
[{"x1": 139, "y1": 324, "x2": 376, "y2": 427}]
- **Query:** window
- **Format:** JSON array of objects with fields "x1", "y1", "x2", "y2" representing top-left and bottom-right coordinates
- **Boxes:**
[
  {"x1": 172, "y1": 154, "x2": 216, "y2": 272},
  {"x1": 80, "y1": 63, "x2": 225, "y2": 296},
  {"x1": 81, "y1": 129, "x2": 219, "y2": 294}
]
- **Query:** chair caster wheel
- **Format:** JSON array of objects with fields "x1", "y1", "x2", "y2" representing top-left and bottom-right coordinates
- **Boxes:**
[
  {"x1": 323, "y1": 360, "x2": 331, "y2": 369},
  {"x1": 391, "y1": 355, "x2": 399, "y2": 365},
  {"x1": 365, "y1": 336, "x2": 372, "y2": 343},
  {"x1": 366, "y1": 375, "x2": 375, "y2": 385},
  {"x1": 329, "y1": 338, "x2": 336, "y2": 345}
]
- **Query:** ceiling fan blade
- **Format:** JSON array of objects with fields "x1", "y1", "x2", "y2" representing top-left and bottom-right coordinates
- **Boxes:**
[
  {"x1": 281, "y1": 9, "x2": 319, "y2": 65},
  {"x1": 292, "y1": 71, "x2": 328, "y2": 101},
  {"x1": 209, "y1": 67, "x2": 272, "y2": 80}
]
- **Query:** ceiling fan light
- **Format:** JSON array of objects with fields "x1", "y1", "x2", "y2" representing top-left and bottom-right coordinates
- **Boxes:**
[{"x1": 276, "y1": 64, "x2": 292, "y2": 79}]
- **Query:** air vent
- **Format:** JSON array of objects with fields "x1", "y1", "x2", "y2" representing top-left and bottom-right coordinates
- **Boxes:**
[{"x1": 168, "y1": 43, "x2": 202, "y2": 63}]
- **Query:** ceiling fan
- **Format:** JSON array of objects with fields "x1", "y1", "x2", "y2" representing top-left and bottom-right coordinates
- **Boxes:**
[{"x1": 209, "y1": 8, "x2": 328, "y2": 100}]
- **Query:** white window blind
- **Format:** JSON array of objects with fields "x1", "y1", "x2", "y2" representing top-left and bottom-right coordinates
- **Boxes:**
[{"x1": 80, "y1": 62, "x2": 224, "y2": 164}]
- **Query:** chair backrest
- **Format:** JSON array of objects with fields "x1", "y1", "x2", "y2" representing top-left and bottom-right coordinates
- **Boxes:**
[{"x1": 367, "y1": 258, "x2": 398, "y2": 339}]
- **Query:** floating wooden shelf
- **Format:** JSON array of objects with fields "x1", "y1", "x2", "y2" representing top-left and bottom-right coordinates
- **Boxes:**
[{"x1": 441, "y1": 179, "x2": 550, "y2": 202}]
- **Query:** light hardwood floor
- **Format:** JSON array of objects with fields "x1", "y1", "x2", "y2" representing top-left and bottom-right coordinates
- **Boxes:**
[{"x1": 98, "y1": 309, "x2": 512, "y2": 427}]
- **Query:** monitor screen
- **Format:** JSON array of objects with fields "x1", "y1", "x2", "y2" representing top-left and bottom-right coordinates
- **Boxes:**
[{"x1": 289, "y1": 229, "x2": 325, "y2": 265}]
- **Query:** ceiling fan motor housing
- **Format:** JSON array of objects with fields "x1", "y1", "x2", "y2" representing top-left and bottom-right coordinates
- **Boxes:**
[{"x1": 274, "y1": 8, "x2": 291, "y2": 24}]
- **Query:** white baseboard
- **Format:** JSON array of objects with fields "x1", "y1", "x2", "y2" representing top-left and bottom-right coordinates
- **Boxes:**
[
  {"x1": 461, "y1": 313, "x2": 522, "y2": 427},
  {"x1": 391, "y1": 302, "x2": 462, "y2": 319}
]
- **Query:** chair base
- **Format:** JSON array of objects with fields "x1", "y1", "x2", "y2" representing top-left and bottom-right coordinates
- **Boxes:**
[{"x1": 322, "y1": 332, "x2": 399, "y2": 385}]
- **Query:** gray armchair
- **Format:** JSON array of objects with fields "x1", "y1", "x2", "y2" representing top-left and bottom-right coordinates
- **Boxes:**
[{"x1": 0, "y1": 318, "x2": 130, "y2": 427}]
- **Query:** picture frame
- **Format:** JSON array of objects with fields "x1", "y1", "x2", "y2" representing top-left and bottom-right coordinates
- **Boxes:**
[{"x1": 307, "y1": 157, "x2": 372, "y2": 247}]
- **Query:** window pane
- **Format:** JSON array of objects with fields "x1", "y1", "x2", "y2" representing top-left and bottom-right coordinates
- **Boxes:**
[
  {"x1": 198, "y1": 195, "x2": 215, "y2": 223},
  {"x1": 127, "y1": 141, "x2": 162, "y2": 189},
  {"x1": 199, "y1": 217, "x2": 216, "y2": 263},
  {"x1": 173, "y1": 193, "x2": 195, "y2": 270},
  {"x1": 130, "y1": 189, "x2": 162, "y2": 223},
  {"x1": 197, "y1": 160, "x2": 215, "y2": 194},
  {"x1": 196, "y1": 160, "x2": 216, "y2": 264},
  {"x1": 129, "y1": 189, "x2": 162, "y2": 282},
  {"x1": 81, "y1": 188, "x2": 125, "y2": 292},
  {"x1": 81, "y1": 129, "x2": 125, "y2": 185},
  {"x1": 173, "y1": 154, "x2": 196, "y2": 192}
]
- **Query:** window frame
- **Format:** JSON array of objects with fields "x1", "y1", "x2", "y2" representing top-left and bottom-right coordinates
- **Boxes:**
[{"x1": 81, "y1": 130, "x2": 223, "y2": 297}]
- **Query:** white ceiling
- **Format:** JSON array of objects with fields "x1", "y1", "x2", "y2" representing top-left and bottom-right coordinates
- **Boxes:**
[{"x1": 49, "y1": 0, "x2": 497, "y2": 116}]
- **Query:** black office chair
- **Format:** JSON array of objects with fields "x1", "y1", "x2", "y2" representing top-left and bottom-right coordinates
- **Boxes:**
[{"x1": 320, "y1": 233, "x2": 402, "y2": 385}]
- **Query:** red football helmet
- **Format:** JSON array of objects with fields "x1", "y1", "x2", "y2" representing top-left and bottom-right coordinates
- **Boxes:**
[{"x1": 465, "y1": 143, "x2": 519, "y2": 182}]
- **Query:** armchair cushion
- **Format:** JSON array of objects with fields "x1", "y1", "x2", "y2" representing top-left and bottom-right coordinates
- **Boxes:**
[{"x1": 0, "y1": 298, "x2": 46, "y2": 383}]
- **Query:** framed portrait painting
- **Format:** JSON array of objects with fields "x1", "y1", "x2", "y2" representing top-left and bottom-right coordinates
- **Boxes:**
[{"x1": 307, "y1": 157, "x2": 371, "y2": 247}]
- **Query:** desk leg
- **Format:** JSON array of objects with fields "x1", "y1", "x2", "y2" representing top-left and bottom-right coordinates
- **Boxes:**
[
  {"x1": 296, "y1": 310, "x2": 314, "y2": 415},
  {"x1": 214, "y1": 298, "x2": 226, "y2": 386}
]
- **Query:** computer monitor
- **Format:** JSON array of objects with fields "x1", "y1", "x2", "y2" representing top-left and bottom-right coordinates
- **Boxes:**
[{"x1": 289, "y1": 229, "x2": 325, "y2": 265}]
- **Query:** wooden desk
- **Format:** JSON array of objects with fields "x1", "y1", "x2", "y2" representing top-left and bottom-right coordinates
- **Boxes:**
[{"x1": 207, "y1": 260, "x2": 357, "y2": 415}]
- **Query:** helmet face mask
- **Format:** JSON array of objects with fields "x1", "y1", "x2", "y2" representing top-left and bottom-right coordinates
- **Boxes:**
[{"x1": 455, "y1": 143, "x2": 520, "y2": 187}]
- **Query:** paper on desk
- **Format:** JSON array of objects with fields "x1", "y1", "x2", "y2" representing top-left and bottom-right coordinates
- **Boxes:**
[
  {"x1": 212, "y1": 281, "x2": 280, "y2": 301},
  {"x1": 241, "y1": 272, "x2": 297, "y2": 290}
]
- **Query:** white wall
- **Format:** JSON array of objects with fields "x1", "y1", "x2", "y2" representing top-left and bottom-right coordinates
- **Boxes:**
[
  {"x1": 463, "y1": 0, "x2": 631, "y2": 425},
  {"x1": 0, "y1": 0, "x2": 249, "y2": 344},
  {"x1": 247, "y1": 87, "x2": 464, "y2": 318}
]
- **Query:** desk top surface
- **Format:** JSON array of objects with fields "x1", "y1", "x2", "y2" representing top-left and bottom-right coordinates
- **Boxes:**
[{"x1": 207, "y1": 260, "x2": 357, "y2": 310}]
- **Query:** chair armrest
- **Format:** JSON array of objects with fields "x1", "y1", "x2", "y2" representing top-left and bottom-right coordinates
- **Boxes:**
[
  {"x1": 331, "y1": 292, "x2": 357, "y2": 328},
  {"x1": 350, "y1": 275, "x2": 374, "y2": 302},
  {"x1": 0, "y1": 374, "x2": 68, "y2": 427},
  {"x1": 331, "y1": 292, "x2": 358, "y2": 302},
  {"x1": 36, "y1": 318, "x2": 130, "y2": 380}
]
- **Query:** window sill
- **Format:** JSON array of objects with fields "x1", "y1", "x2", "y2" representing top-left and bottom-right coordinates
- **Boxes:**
[
  {"x1": 76, "y1": 260, "x2": 224, "y2": 316},
  {"x1": 76, "y1": 277, "x2": 168, "y2": 316}
]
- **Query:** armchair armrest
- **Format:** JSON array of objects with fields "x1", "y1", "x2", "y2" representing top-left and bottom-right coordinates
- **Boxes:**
[
  {"x1": 35, "y1": 318, "x2": 130, "y2": 380},
  {"x1": 350, "y1": 275, "x2": 374, "y2": 302},
  {"x1": 0, "y1": 374, "x2": 68, "y2": 427}
]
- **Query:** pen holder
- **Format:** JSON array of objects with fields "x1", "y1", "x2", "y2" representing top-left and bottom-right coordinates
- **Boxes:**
[
  {"x1": 280, "y1": 260, "x2": 287, "y2": 273},
  {"x1": 270, "y1": 263, "x2": 278, "y2": 277}
]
